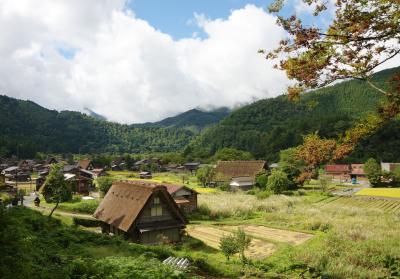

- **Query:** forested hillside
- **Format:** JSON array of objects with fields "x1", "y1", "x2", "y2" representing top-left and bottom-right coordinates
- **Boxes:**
[
  {"x1": 185, "y1": 67, "x2": 400, "y2": 162},
  {"x1": 145, "y1": 107, "x2": 230, "y2": 130},
  {"x1": 0, "y1": 96, "x2": 194, "y2": 158}
]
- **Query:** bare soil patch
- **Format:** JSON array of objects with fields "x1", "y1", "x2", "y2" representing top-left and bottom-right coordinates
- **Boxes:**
[
  {"x1": 221, "y1": 225, "x2": 313, "y2": 245},
  {"x1": 186, "y1": 225, "x2": 276, "y2": 259}
]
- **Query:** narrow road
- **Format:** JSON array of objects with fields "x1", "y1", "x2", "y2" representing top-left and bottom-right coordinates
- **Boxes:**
[{"x1": 24, "y1": 194, "x2": 95, "y2": 220}]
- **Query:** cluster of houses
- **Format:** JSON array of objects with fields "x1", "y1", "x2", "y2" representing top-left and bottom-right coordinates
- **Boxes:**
[
  {"x1": 0, "y1": 157, "x2": 108, "y2": 195},
  {"x1": 324, "y1": 162, "x2": 400, "y2": 183}
]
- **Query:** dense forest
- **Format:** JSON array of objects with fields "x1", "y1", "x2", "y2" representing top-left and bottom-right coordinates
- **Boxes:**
[
  {"x1": 185, "y1": 67, "x2": 400, "y2": 163},
  {"x1": 0, "y1": 96, "x2": 195, "y2": 158}
]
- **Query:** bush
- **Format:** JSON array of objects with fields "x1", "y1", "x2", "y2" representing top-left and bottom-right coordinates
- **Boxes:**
[
  {"x1": 267, "y1": 169, "x2": 291, "y2": 194},
  {"x1": 58, "y1": 199, "x2": 100, "y2": 214},
  {"x1": 364, "y1": 158, "x2": 382, "y2": 186},
  {"x1": 73, "y1": 217, "x2": 102, "y2": 227},
  {"x1": 97, "y1": 177, "x2": 115, "y2": 196}
]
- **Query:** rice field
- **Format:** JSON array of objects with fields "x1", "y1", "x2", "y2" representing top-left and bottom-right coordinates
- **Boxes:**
[
  {"x1": 355, "y1": 187, "x2": 400, "y2": 199},
  {"x1": 320, "y1": 196, "x2": 400, "y2": 213}
]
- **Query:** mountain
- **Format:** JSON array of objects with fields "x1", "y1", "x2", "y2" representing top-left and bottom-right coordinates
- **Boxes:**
[
  {"x1": 185, "y1": 66, "x2": 400, "y2": 163},
  {"x1": 0, "y1": 96, "x2": 194, "y2": 158},
  {"x1": 146, "y1": 107, "x2": 230, "y2": 130},
  {"x1": 83, "y1": 107, "x2": 107, "y2": 121}
]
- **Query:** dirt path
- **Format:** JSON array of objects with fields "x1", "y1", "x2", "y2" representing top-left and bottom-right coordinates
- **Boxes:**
[{"x1": 24, "y1": 195, "x2": 95, "y2": 219}]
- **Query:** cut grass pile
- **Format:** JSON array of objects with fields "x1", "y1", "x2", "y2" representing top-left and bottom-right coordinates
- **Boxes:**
[{"x1": 355, "y1": 187, "x2": 400, "y2": 199}]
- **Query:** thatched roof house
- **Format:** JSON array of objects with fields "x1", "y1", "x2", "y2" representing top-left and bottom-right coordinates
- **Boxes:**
[
  {"x1": 214, "y1": 160, "x2": 266, "y2": 182},
  {"x1": 93, "y1": 181, "x2": 187, "y2": 244},
  {"x1": 77, "y1": 159, "x2": 94, "y2": 170}
]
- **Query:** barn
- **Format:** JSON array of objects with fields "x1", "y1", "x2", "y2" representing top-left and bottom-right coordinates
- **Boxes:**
[{"x1": 93, "y1": 181, "x2": 187, "y2": 244}]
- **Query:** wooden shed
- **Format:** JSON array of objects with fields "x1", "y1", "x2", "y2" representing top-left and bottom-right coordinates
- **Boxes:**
[
  {"x1": 93, "y1": 181, "x2": 187, "y2": 244},
  {"x1": 164, "y1": 184, "x2": 198, "y2": 213}
]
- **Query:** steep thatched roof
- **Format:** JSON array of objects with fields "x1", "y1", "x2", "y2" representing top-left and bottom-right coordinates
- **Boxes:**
[
  {"x1": 77, "y1": 159, "x2": 92, "y2": 170},
  {"x1": 214, "y1": 160, "x2": 266, "y2": 181},
  {"x1": 93, "y1": 181, "x2": 187, "y2": 232}
]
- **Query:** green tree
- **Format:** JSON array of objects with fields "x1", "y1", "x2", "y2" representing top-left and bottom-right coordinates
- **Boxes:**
[
  {"x1": 392, "y1": 166, "x2": 400, "y2": 184},
  {"x1": 234, "y1": 228, "x2": 252, "y2": 264},
  {"x1": 97, "y1": 176, "x2": 115, "y2": 196},
  {"x1": 196, "y1": 166, "x2": 215, "y2": 186},
  {"x1": 219, "y1": 234, "x2": 239, "y2": 261},
  {"x1": 265, "y1": 0, "x2": 400, "y2": 159},
  {"x1": 279, "y1": 147, "x2": 305, "y2": 185},
  {"x1": 255, "y1": 171, "x2": 268, "y2": 189},
  {"x1": 364, "y1": 158, "x2": 382, "y2": 186},
  {"x1": 43, "y1": 164, "x2": 72, "y2": 217},
  {"x1": 211, "y1": 148, "x2": 253, "y2": 162},
  {"x1": 267, "y1": 169, "x2": 291, "y2": 194}
]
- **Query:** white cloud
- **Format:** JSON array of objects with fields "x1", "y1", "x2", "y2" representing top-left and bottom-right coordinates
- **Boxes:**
[{"x1": 1, "y1": 1, "x2": 396, "y2": 123}]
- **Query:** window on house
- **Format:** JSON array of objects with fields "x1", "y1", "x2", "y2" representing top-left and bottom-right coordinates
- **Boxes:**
[
  {"x1": 151, "y1": 205, "x2": 163, "y2": 216},
  {"x1": 154, "y1": 197, "x2": 160, "y2": 204}
]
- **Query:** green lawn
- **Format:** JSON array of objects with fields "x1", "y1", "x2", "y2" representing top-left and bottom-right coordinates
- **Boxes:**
[{"x1": 355, "y1": 187, "x2": 400, "y2": 199}]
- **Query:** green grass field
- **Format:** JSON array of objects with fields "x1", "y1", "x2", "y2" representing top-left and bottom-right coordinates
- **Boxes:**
[{"x1": 355, "y1": 187, "x2": 400, "y2": 199}]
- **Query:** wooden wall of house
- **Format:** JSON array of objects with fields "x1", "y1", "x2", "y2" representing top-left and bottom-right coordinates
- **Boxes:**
[{"x1": 137, "y1": 193, "x2": 177, "y2": 224}]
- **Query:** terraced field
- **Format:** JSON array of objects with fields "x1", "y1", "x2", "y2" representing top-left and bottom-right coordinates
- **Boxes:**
[
  {"x1": 320, "y1": 196, "x2": 400, "y2": 213},
  {"x1": 186, "y1": 224, "x2": 312, "y2": 259}
]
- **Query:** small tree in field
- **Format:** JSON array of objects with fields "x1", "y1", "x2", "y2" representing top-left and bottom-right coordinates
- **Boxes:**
[
  {"x1": 234, "y1": 228, "x2": 252, "y2": 264},
  {"x1": 43, "y1": 164, "x2": 72, "y2": 217},
  {"x1": 267, "y1": 169, "x2": 291, "y2": 194},
  {"x1": 219, "y1": 228, "x2": 252, "y2": 263},
  {"x1": 219, "y1": 234, "x2": 239, "y2": 261},
  {"x1": 196, "y1": 165, "x2": 216, "y2": 186}
]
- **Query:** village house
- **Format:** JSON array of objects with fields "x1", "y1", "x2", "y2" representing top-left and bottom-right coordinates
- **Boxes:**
[
  {"x1": 92, "y1": 168, "x2": 107, "y2": 178},
  {"x1": 324, "y1": 164, "x2": 367, "y2": 183},
  {"x1": 45, "y1": 157, "x2": 58, "y2": 166},
  {"x1": 93, "y1": 181, "x2": 187, "y2": 244},
  {"x1": 183, "y1": 162, "x2": 200, "y2": 174},
  {"x1": 214, "y1": 160, "x2": 267, "y2": 191},
  {"x1": 77, "y1": 159, "x2": 94, "y2": 170},
  {"x1": 139, "y1": 171, "x2": 152, "y2": 179},
  {"x1": 324, "y1": 164, "x2": 351, "y2": 181},
  {"x1": 111, "y1": 157, "x2": 126, "y2": 171},
  {"x1": 63, "y1": 165, "x2": 94, "y2": 194},
  {"x1": 381, "y1": 162, "x2": 400, "y2": 172},
  {"x1": 164, "y1": 184, "x2": 198, "y2": 213},
  {"x1": 350, "y1": 164, "x2": 367, "y2": 182},
  {"x1": 18, "y1": 160, "x2": 35, "y2": 172}
]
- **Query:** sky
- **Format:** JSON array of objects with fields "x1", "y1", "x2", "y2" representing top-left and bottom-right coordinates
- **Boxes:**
[{"x1": 0, "y1": 0, "x2": 398, "y2": 123}]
